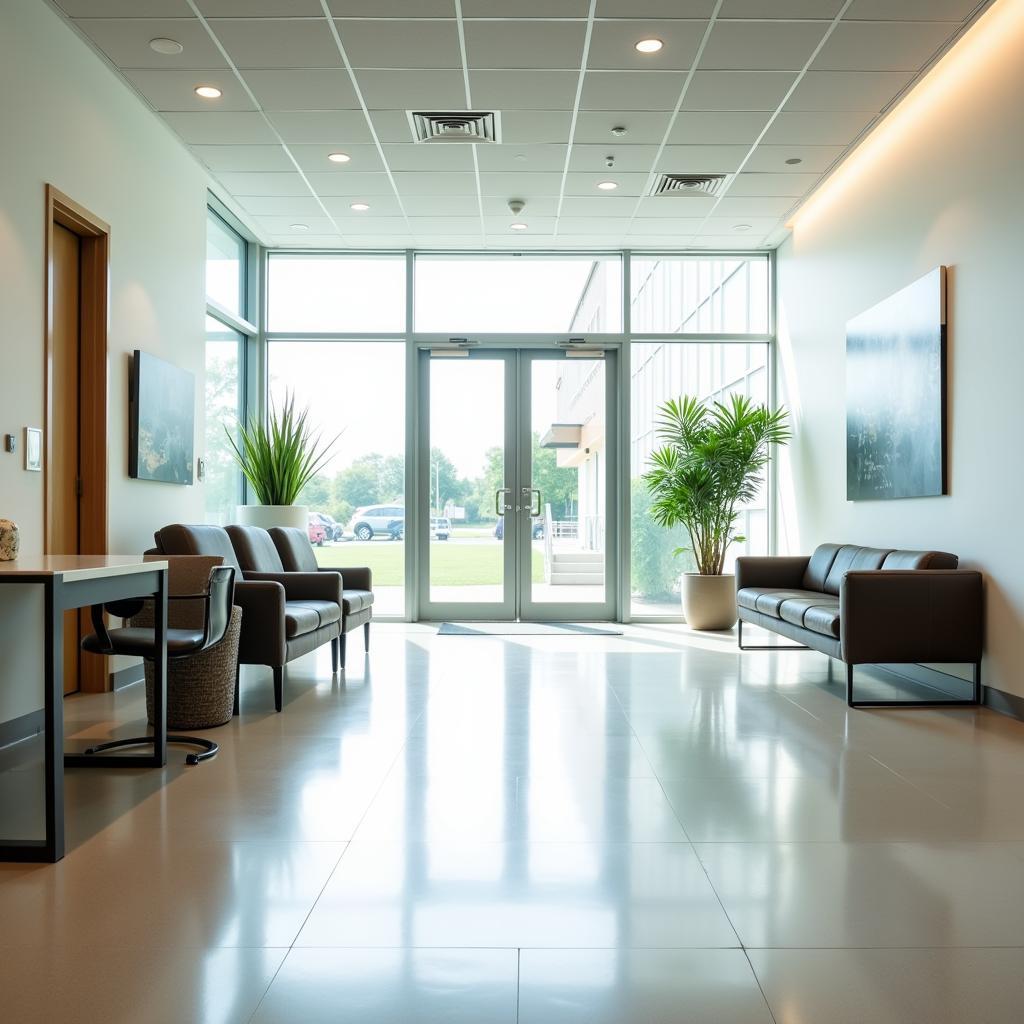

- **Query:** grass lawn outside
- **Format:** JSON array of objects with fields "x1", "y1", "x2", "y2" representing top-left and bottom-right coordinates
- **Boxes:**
[{"x1": 316, "y1": 541, "x2": 543, "y2": 586}]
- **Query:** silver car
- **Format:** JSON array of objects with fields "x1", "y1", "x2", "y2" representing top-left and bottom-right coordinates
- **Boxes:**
[{"x1": 347, "y1": 504, "x2": 404, "y2": 541}]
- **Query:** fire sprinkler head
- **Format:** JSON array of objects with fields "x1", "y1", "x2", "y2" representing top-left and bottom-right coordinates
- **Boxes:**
[{"x1": 508, "y1": 198, "x2": 526, "y2": 215}]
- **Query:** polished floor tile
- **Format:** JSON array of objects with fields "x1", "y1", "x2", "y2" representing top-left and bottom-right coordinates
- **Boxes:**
[
  {"x1": 251, "y1": 948, "x2": 518, "y2": 1024},
  {"x1": 517, "y1": 948, "x2": 774, "y2": 1024},
  {"x1": 748, "y1": 948, "x2": 1024, "y2": 1024}
]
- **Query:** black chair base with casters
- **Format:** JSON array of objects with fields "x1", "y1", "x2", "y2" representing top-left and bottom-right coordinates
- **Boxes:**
[{"x1": 81, "y1": 566, "x2": 236, "y2": 766}]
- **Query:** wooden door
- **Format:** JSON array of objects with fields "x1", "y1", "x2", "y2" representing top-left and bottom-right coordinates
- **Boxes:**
[{"x1": 51, "y1": 223, "x2": 83, "y2": 695}]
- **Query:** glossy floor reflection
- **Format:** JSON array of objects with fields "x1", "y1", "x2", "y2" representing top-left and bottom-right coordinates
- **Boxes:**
[{"x1": 2, "y1": 623, "x2": 1024, "y2": 1022}]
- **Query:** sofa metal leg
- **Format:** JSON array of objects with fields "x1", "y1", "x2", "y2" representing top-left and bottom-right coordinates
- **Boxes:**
[
  {"x1": 736, "y1": 617, "x2": 811, "y2": 652},
  {"x1": 273, "y1": 665, "x2": 283, "y2": 713},
  {"x1": 364, "y1": 621, "x2": 370, "y2": 652},
  {"x1": 331, "y1": 636, "x2": 340, "y2": 673}
]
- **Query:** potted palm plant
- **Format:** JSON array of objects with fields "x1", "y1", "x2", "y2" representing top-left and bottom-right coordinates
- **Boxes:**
[
  {"x1": 227, "y1": 392, "x2": 338, "y2": 531},
  {"x1": 643, "y1": 394, "x2": 790, "y2": 630}
]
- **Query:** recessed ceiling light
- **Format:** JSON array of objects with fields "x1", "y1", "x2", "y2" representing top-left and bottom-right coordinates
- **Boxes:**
[
  {"x1": 327, "y1": 152, "x2": 351, "y2": 164},
  {"x1": 290, "y1": 223, "x2": 309, "y2": 231},
  {"x1": 733, "y1": 223, "x2": 752, "y2": 232},
  {"x1": 596, "y1": 180, "x2": 619, "y2": 191},
  {"x1": 785, "y1": 157, "x2": 803, "y2": 165},
  {"x1": 194, "y1": 85, "x2": 222, "y2": 99},
  {"x1": 149, "y1": 37, "x2": 183, "y2": 55},
  {"x1": 510, "y1": 222, "x2": 528, "y2": 231},
  {"x1": 350, "y1": 203, "x2": 370, "y2": 211},
  {"x1": 635, "y1": 38, "x2": 663, "y2": 54}
]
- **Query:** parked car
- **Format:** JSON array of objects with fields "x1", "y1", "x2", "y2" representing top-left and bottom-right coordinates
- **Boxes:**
[
  {"x1": 347, "y1": 504, "x2": 405, "y2": 541},
  {"x1": 432, "y1": 517, "x2": 452, "y2": 540},
  {"x1": 493, "y1": 517, "x2": 544, "y2": 541},
  {"x1": 310, "y1": 511, "x2": 342, "y2": 541},
  {"x1": 307, "y1": 516, "x2": 327, "y2": 547}
]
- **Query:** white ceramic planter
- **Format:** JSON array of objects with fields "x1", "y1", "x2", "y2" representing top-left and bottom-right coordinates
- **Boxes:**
[
  {"x1": 235, "y1": 504, "x2": 309, "y2": 532},
  {"x1": 681, "y1": 573, "x2": 738, "y2": 630}
]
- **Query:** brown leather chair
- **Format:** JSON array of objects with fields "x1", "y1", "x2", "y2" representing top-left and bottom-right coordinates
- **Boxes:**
[
  {"x1": 151, "y1": 524, "x2": 342, "y2": 712},
  {"x1": 268, "y1": 526, "x2": 373, "y2": 668}
]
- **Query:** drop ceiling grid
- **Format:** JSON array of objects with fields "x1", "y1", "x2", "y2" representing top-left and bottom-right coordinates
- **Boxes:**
[{"x1": 49, "y1": 0, "x2": 998, "y2": 249}]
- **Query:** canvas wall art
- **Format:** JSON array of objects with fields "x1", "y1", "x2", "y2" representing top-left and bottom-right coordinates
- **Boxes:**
[
  {"x1": 846, "y1": 266, "x2": 947, "y2": 501},
  {"x1": 129, "y1": 350, "x2": 195, "y2": 484}
]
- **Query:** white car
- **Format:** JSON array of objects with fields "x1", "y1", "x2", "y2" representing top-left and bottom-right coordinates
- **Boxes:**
[
  {"x1": 347, "y1": 504, "x2": 404, "y2": 541},
  {"x1": 432, "y1": 517, "x2": 451, "y2": 540}
]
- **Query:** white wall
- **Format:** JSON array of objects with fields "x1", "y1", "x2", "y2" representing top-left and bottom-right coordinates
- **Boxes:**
[
  {"x1": 776, "y1": 0, "x2": 1024, "y2": 698},
  {"x1": 0, "y1": 0, "x2": 210, "y2": 721}
]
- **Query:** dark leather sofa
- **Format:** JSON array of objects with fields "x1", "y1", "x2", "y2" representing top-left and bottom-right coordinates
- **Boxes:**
[
  {"x1": 736, "y1": 543, "x2": 984, "y2": 708},
  {"x1": 268, "y1": 526, "x2": 373, "y2": 668},
  {"x1": 150, "y1": 524, "x2": 343, "y2": 712}
]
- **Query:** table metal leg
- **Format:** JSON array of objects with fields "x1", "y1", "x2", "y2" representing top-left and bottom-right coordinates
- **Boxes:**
[{"x1": 45, "y1": 577, "x2": 65, "y2": 862}]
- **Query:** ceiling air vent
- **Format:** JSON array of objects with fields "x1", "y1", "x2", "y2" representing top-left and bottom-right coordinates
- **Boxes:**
[
  {"x1": 408, "y1": 111, "x2": 500, "y2": 144},
  {"x1": 649, "y1": 172, "x2": 728, "y2": 197}
]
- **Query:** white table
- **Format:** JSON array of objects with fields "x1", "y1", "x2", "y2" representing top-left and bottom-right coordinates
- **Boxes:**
[{"x1": 0, "y1": 556, "x2": 168, "y2": 862}]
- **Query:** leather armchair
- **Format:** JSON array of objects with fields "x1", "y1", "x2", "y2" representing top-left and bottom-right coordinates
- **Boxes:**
[{"x1": 268, "y1": 526, "x2": 374, "y2": 667}]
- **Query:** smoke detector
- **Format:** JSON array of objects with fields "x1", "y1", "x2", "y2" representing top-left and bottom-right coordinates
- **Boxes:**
[
  {"x1": 408, "y1": 111, "x2": 501, "y2": 144},
  {"x1": 508, "y1": 199, "x2": 525, "y2": 215},
  {"x1": 649, "y1": 172, "x2": 729, "y2": 198}
]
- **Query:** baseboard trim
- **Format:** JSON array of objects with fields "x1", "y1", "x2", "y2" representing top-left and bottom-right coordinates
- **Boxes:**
[
  {"x1": 110, "y1": 663, "x2": 144, "y2": 691},
  {"x1": 876, "y1": 662, "x2": 974, "y2": 701},
  {"x1": 0, "y1": 709, "x2": 44, "y2": 750},
  {"x1": 982, "y1": 684, "x2": 1024, "y2": 722}
]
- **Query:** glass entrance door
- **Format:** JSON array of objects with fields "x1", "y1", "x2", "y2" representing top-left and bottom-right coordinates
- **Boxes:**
[{"x1": 417, "y1": 348, "x2": 616, "y2": 622}]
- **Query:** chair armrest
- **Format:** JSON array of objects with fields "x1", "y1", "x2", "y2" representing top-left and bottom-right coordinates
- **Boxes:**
[
  {"x1": 234, "y1": 579, "x2": 286, "y2": 665},
  {"x1": 328, "y1": 565, "x2": 372, "y2": 592},
  {"x1": 735, "y1": 556, "x2": 809, "y2": 592},
  {"x1": 840, "y1": 570, "x2": 984, "y2": 664},
  {"x1": 244, "y1": 571, "x2": 342, "y2": 604}
]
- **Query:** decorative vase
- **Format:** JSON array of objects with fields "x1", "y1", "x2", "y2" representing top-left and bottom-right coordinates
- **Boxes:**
[
  {"x1": 0, "y1": 519, "x2": 19, "y2": 561},
  {"x1": 235, "y1": 504, "x2": 309, "y2": 531},
  {"x1": 681, "y1": 573, "x2": 737, "y2": 630}
]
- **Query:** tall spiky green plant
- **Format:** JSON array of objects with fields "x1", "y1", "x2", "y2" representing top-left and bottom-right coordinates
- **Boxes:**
[
  {"x1": 226, "y1": 392, "x2": 339, "y2": 506},
  {"x1": 643, "y1": 394, "x2": 790, "y2": 576}
]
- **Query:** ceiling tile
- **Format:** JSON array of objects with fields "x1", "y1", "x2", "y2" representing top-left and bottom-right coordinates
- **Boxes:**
[
  {"x1": 72, "y1": 18, "x2": 228, "y2": 69},
  {"x1": 668, "y1": 109, "x2": 771, "y2": 145},
  {"x1": 482, "y1": 216, "x2": 559, "y2": 233},
  {"x1": 121, "y1": 69, "x2": 255, "y2": 111},
  {"x1": 573, "y1": 110, "x2": 671, "y2": 144},
  {"x1": 634, "y1": 195, "x2": 715, "y2": 216},
  {"x1": 479, "y1": 172, "x2": 565, "y2": 197},
  {"x1": 587, "y1": 21, "x2": 705, "y2": 71},
  {"x1": 568, "y1": 145, "x2": 659, "y2": 172},
  {"x1": 470, "y1": 71, "x2": 580, "y2": 111},
  {"x1": 581, "y1": 71, "x2": 685, "y2": 111},
  {"x1": 596, "y1": 1, "x2": 716, "y2": 15},
  {"x1": 305, "y1": 172, "x2": 397, "y2": 196},
  {"x1": 332, "y1": 217, "x2": 412, "y2": 234},
  {"x1": 699, "y1": 216, "x2": 779, "y2": 234},
  {"x1": 812, "y1": 21, "x2": 956, "y2": 72},
  {"x1": 340, "y1": 236, "x2": 414, "y2": 247},
  {"x1": 408, "y1": 217, "x2": 484, "y2": 233},
  {"x1": 557, "y1": 217, "x2": 634, "y2": 235},
  {"x1": 163, "y1": 110, "x2": 277, "y2": 143},
  {"x1": 682, "y1": 71, "x2": 797, "y2": 110},
  {"x1": 726, "y1": 171, "x2": 821, "y2": 196},
  {"x1": 480, "y1": 196, "x2": 560, "y2": 217},
  {"x1": 720, "y1": 0, "x2": 843, "y2": 16},
  {"x1": 476, "y1": 146, "x2": 568, "y2": 173},
  {"x1": 762, "y1": 109, "x2": 878, "y2": 146},
  {"x1": 321, "y1": 195, "x2": 404, "y2": 215},
  {"x1": 327, "y1": 1, "x2": 454, "y2": 16},
  {"x1": 214, "y1": 171, "x2": 311, "y2": 195},
  {"x1": 745, "y1": 143, "x2": 844, "y2": 172},
  {"x1": 336, "y1": 20, "x2": 462, "y2": 69},
  {"x1": 289, "y1": 143, "x2": 385, "y2": 172},
  {"x1": 564, "y1": 171, "x2": 652, "y2": 196},
  {"x1": 465, "y1": 21, "x2": 586, "y2": 70},
  {"x1": 243, "y1": 69, "x2": 359, "y2": 111},
  {"x1": 784, "y1": 70, "x2": 915, "y2": 111},
  {"x1": 560, "y1": 195, "x2": 640, "y2": 216},
  {"x1": 656, "y1": 144, "x2": 750, "y2": 172},
  {"x1": 191, "y1": 144, "x2": 293, "y2": 171},
  {"x1": 60, "y1": 1, "x2": 190, "y2": 14},
  {"x1": 238, "y1": 195, "x2": 327, "y2": 216},
  {"x1": 273, "y1": 234, "x2": 343, "y2": 246},
  {"x1": 500, "y1": 110, "x2": 573, "y2": 144},
  {"x1": 845, "y1": 0, "x2": 979, "y2": 19},
  {"x1": 713, "y1": 195, "x2": 797, "y2": 217},
  {"x1": 463, "y1": 0, "x2": 590, "y2": 14},
  {"x1": 380, "y1": 144, "x2": 476, "y2": 171},
  {"x1": 356, "y1": 70, "x2": 467, "y2": 109},
  {"x1": 256, "y1": 215, "x2": 338, "y2": 234},
  {"x1": 413, "y1": 235, "x2": 485, "y2": 246},
  {"x1": 553, "y1": 235, "x2": 633, "y2": 247},
  {"x1": 198, "y1": 0, "x2": 324, "y2": 14},
  {"x1": 266, "y1": 110, "x2": 373, "y2": 143},
  {"x1": 691, "y1": 235, "x2": 770, "y2": 248},
  {"x1": 208, "y1": 19, "x2": 340, "y2": 69},
  {"x1": 403, "y1": 197, "x2": 482, "y2": 216},
  {"x1": 391, "y1": 172, "x2": 480, "y2": 196},
  {"x1": 367, "y1": 109, "x2": 420, "y2": 144},
  {"x1": 625, "y1": 219, "x2": 707, "y2": 234},
  {"x1": 699, "y1": 21, "x2": 829, "y2": 71}
]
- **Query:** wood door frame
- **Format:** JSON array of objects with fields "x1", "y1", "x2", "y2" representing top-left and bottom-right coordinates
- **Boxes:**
[{"x1": 44, "y1": 185, "x2": 110, "y2": 693}]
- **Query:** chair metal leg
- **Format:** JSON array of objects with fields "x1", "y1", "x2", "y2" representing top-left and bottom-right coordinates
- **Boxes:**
[
  {"x1": 364, "y1": 621, "x2": 370, "y2": 652},
  {"x1": 273, "y1": 665, "x2": 284, "y2": 712},
  {"x1": 83, "y1": 734, "x2": 218, "y2": 766},
  {"x1": 340, "y1": 632, "x2": 347, "y2": 670},
  {"x1": 331, "y1": 636, "x2": 340, "y2": 672}
]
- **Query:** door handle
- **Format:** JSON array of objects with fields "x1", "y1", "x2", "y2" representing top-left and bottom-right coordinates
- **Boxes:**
[
  {"x1": 530, "y1": 489, "x2": 541, "y2": 517},
  {"x1": 495, "y1": 488, "x2": 511, "y2": 515}
]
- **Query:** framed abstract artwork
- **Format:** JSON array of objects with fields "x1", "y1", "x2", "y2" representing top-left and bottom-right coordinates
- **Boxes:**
[{"x1": 129, "y1": 350, "x2": 195, "y2": 484}]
